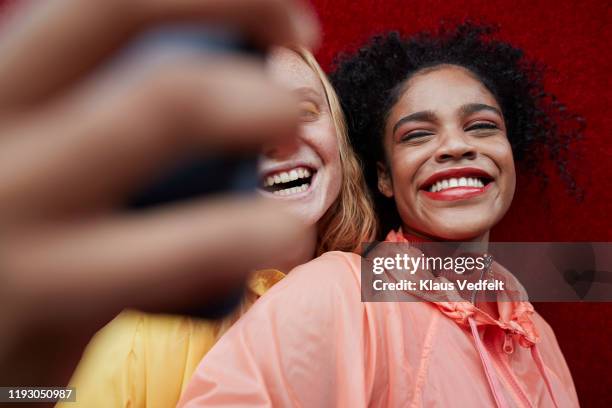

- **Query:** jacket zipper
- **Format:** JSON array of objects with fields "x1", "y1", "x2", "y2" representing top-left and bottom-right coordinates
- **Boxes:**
[{"x1": 493, "y1": 331, "x2": 533, "y2": 408}]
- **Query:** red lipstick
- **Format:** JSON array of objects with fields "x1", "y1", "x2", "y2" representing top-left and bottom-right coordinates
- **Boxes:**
[{"x1": 419, "y1": 167, "x2": 493, "y2": 202}]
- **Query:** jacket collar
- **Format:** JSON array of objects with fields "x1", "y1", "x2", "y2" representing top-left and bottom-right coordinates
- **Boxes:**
[{"x1": 384, "y1": 228, "x2": 539, "y2": 346}]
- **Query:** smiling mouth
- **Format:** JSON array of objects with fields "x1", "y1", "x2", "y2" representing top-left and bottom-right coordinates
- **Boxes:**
[
  {"x1": 420, "y1": 168, "x2": 494, "y2": 201},
  {"x1": 425, "y1": 176, "x2": 490, "y2": 193},
  {"x1": 261, "y1": 166, "x2": 316, "y2": 196}
]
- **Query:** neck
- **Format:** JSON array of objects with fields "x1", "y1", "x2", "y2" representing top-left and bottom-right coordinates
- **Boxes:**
[
  {"x1": 402, "y1": 225, "x2": 492, "y2": 277},
  {"x1": 471, "y1": 230, "x2": 490, "y2": 245},
  {"x1": 402, "y1": 226, "x2": 497, "y2": 315}
]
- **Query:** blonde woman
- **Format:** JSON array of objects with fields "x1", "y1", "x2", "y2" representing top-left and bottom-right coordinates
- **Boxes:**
[{"x1": 61, "y1": 47, "x2": 376, "y2": 408}]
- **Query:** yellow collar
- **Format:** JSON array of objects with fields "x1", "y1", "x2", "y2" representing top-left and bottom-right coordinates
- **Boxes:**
[{"x1": 247, "y1": 269, "x2": 286, "y2": 297}]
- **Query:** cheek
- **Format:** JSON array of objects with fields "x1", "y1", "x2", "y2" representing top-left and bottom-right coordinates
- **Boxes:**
[
  {"x1": 493, "y1": 137, "x2": 514, "y2": 163},
  {"x1": 304, "y1": 118, "x2": 339, "y2": 168},
  {"x1": 505, "y1": 153, "x2": 516, "y2": 194},
  {"x1": 324, "y1": 141, "x2": 342, "y2": 202},
  {"x1": 312, "y1": 121, "x2": 340, "y2": 164},
  {"x1": 388, "y1": 146, "x2": 429, "y2": 198},
  {"x1": 307, "y1": 120, "x2": 342, "y2": 200},
  {"x1": 493, "y1": 138, "x2": 516, "y2": 191}
]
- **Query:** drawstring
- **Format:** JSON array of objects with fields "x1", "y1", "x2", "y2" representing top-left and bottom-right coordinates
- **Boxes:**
[
  {"x1": 468, "y1": 255, "x2": 509, "y2": 408},
  {"x1": 468, "y1": 317, "x2": 509, "y2": 408},
  {"x1": 531, "y1": 345, "x2": 560, "y2": 408},
  {"x1": 469, "y1": 317, "x2": 560, "y2": 408}
]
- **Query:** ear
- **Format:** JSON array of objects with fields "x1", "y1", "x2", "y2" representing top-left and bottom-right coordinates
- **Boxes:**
[{"x1": 377, "y1": 161, "x2": 394, "y2": 198}]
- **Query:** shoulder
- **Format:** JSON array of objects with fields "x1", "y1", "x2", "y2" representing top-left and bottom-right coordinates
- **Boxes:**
[
  {"x1": 264, "y1": 251, "x2": 362, "y2": 300},
  {"x1": 531, "y1": 311, "x2": 565, "y2": 362},
  {"x1": 530, "y1": 311, "x2": 577, "y2": 391},
  {"x1": 531, "y1": 311, "x2": 555, "y2": 339},
  {"x1": 69, "y1": 310, "x2": 221, "y2": 407},
  {"x1": 76, "y1": 309, "x2": 146, "y2": 364},
  {"x1": 89, "y1": 309, "x2": 218, "y2": 353},
  {"x1": 290, "y1": 250, "x2": 361, "y2": 283},
  {"x1": 233, "y1": 251, "x2": 364, "y2": 330},
  {"x1": 65, "y1": 310, "x2": 146, "y2": 407}
]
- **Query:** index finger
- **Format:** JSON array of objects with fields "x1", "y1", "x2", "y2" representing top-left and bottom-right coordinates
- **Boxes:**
[{"x1": 0, "y1": 0, "x2": 319, "y2": 112}]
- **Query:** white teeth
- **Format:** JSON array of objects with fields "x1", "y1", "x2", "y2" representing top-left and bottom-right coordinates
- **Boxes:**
[
  {"x1": 465, "y1": 177, "x2": 483, "y2": 188},
  {"x1": 263, "y1": 166, "x2": 314, "y2": 187},
  {"x1": 427, "y1": 177, "x2": 487, "y2": 193},
  {"x1": 272, "y1": 183, "x2": 309, "y2": 196}
]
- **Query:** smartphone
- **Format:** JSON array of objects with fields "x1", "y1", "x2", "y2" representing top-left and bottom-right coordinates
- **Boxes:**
[
  {"x1": 120, "y1": 25, "x2": 262, "y2": 209},
  {"x1": 115, "y1": 26, "x2": 264, "y2": 318}
]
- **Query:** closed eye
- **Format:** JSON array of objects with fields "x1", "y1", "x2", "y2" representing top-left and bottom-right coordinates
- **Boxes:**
[
  {"x1": 465, "y1": 122, "x2": 499, "y2": 132},
  {"x1": 299, "y1": 101, "x2": 320, "y2": 122},
  {"x1": 400, "y1": 130, "x2": 434, "y2": 142}
]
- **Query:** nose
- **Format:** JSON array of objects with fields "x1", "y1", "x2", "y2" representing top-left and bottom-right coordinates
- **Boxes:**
[{"x1": 435, "y1": 130, "x2": 477, "y2": 163}]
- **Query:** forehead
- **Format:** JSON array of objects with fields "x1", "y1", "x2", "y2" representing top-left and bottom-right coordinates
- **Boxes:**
[
  {"x1": 266, "y1": 48, "x2": 323, "y2": 93},
  {"x1": 392, "y1": 65, "x2": 500, "y2": 115}
]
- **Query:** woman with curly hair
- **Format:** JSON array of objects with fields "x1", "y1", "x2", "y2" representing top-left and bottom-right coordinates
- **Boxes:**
[
  {"x1": 333, "y1": 23, "x2": 582, "y2": 238},
  {"x1": 180, "y1": 23, "x2": 581, "y2": 407}
]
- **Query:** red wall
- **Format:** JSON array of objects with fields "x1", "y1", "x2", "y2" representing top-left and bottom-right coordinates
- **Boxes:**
[
  {"x1": 310, "y1": 0, "x2": 611, "y2": 406},
  {"x1": 1, "y1": 0, "x2": 609, "y2": 405}
]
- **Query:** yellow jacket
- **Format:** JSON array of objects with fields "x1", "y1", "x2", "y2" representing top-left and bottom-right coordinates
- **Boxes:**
[{"x1": 60, "y1": 269, "x2": 285, "y2": 408}]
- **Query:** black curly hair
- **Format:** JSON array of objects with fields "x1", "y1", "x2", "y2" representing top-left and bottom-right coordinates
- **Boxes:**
[{"x1": 330, "y1": 22, "x2": 584, "y2": 237}]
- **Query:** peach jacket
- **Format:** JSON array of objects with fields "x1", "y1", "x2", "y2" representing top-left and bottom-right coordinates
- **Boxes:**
[{"x1": 179, "y1": 231, "x2": 579, "y2": 407}]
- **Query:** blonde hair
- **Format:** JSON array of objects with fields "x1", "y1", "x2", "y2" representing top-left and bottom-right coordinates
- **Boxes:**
[{"x1": 294, "y1": 48, "x2": 377, "y2": 255}]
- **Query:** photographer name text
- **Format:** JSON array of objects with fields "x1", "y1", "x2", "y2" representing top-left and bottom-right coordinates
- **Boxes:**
[{"x1": 372, "y1": 278, "x2": 505, "y2": 292}]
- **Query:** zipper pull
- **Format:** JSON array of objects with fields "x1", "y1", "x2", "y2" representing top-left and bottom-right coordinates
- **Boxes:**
[{"x1": 503, "y1": 331, "x2": 514, "y2": 355}]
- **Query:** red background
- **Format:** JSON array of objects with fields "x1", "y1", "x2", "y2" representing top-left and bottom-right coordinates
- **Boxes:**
[
  {"x1": 0, "y1": 0, "x2": 609, "y2": 405},
  {"x1": 309, "y1": 0, "x2": 611, "y2": 406}
]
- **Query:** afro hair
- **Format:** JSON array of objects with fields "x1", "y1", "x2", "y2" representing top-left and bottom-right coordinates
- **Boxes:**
[{"x1": 331, "y1": 22, "x2": 584, "y2": 237}]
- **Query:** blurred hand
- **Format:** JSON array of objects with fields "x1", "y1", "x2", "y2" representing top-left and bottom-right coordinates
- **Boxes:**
[{"x1": 0, "y1": 0, "x2": 319, "y2": 386}]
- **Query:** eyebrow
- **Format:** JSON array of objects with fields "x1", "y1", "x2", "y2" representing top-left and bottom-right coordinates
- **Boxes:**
[
  {"x1": 460, "y1": 103, "x2": 502, "y2": 118},
  {"x1": 392, "y1": 111, "x2": 437, "y2": 135},
  {"x1": 391, "y1": 103, "x2": 503, "y2": 135},
  {"x1": 293, "y1": 86, "x2": 322, "y2": 101}
]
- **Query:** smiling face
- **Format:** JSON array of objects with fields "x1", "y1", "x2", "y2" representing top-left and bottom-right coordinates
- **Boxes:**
[
  {"x1": 378, "y1": 64, "x2": 516, "y2": 241},
  {"x1": 258, "y1": 49, "x2": 342, "y2": 226}
]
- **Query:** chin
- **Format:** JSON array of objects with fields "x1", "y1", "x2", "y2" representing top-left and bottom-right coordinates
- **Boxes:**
[
  {"x1": 425, "y1": 217, "x2": 493, "y2": 241},
  {"x1": 416, "y1": 204, "x2": 498, "y2": 239}
]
